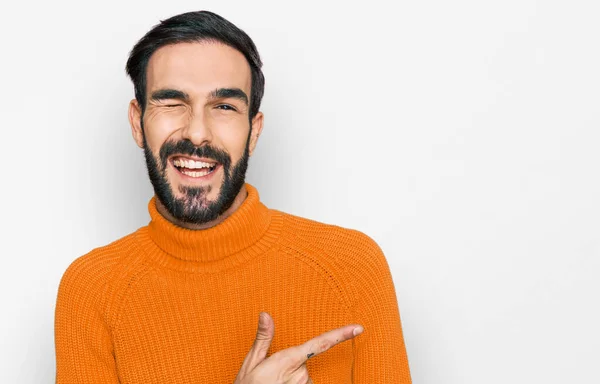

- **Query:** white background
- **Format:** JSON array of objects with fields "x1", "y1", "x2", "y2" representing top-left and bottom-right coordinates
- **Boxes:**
[{"x1": 1, "y1": 0, "x2": 598, "y2": 383}]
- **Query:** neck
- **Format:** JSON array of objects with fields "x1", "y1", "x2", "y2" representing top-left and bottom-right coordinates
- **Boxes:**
[{"x1": 155, "y1": 185, "x2": 249, "y2": 230}]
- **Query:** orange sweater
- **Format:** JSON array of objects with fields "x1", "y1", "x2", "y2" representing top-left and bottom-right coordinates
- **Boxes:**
[{"x1": 55, "y1": 184, "x2": 412, "y2": 383}]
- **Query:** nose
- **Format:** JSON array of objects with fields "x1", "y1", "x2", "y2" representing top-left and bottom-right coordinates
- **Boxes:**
[{"x1": 181, "y1": 108, "x2": 213, "y2": 146}]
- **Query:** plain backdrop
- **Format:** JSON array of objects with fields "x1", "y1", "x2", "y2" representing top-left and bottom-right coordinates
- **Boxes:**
[{"x1": 1, "y1": 0, "x2": 598, "y2": 383}]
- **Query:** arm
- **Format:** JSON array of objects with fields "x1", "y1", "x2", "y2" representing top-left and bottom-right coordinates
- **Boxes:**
[
  {"x1": 54, "y1": 255, "x2": 120, "y2": 383},
  {"x1": 346, "y1": 232, "x2": 412, "y2": 383}
]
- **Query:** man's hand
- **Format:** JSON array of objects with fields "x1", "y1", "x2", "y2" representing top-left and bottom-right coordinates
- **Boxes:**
[{"x1": 234, "y1": 312, "x2": 364, "y2": 384}]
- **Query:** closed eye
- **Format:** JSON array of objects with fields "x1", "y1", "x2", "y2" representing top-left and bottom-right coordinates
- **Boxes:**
[{"x1": 164, "y1": 104, "x2": 183, "y2": 108}]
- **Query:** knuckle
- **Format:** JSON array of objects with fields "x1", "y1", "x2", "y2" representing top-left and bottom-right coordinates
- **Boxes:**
[
  {"x1": 317, "y1": 338, "x2": 332, "y2": 353},
  {"x1": 254, "y1": 331, "x2": 271, "y2": 342}
]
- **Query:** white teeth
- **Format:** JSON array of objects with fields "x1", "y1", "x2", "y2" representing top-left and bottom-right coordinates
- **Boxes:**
[
  {"x1": 180, "y1": 168, "x2": 212, "y2": 177},
  {"x1": 173, "y1": 158, "x2": 216, "y2": 169}
]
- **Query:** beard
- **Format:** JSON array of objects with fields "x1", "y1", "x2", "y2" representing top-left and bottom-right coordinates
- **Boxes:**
[{"x1": 142, "y1": 133, "x2": 250, "y2": 224}]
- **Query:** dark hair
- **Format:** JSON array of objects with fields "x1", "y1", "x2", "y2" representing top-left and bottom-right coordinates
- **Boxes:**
[{"x1": 125, "y1": 11, "x2": 265, "y2": 119}]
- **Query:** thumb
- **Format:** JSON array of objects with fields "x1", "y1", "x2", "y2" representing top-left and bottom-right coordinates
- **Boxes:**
[
  {"x1": 238, "y1": 312, "x2": 275, "y2": 376},
  {"x1": 252, "y1": 312, "x2": 274, "y2": 359}
]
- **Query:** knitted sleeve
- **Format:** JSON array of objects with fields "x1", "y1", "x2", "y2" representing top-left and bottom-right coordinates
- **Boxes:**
[
  {"x1": 343, "y1": 231, "x2": 412, "y2": 383},
  {"x1": 54, "y1": 253, "x2": 120, "y2": 383}
]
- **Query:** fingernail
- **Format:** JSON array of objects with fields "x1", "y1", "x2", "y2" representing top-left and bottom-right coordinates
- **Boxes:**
[{"x1": 353, "y1": 326, "x2": 364, "y2": 336}]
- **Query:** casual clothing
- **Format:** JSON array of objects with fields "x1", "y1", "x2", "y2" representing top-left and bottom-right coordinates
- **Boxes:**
[{"x1": 55, "y1": 184, "x2": 412, "y2": 383}]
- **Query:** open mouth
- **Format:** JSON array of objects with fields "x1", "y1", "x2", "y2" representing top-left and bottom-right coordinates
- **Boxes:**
[{"x1": 171, "y1": 156, "x2": 219, "y2": 178}]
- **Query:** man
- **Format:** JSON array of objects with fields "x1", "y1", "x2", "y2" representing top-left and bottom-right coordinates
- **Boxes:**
[{"x1": 54, "y1": 10, "x2": 412, "y2": 383}]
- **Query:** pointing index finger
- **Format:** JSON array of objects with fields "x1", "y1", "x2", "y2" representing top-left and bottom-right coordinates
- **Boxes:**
[{"x1": 297, "y1": 324, "x2": 364, "y2": 364}]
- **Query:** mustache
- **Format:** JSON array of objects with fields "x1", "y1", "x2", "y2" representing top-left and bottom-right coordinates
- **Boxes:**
[{"x1": 159, "y1": 140, "x2": 232, "y2": 170}]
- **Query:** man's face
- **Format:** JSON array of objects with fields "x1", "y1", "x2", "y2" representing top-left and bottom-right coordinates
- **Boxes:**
[{"x1": 128, "y1": 42, "x2": 263, "y2": 224}]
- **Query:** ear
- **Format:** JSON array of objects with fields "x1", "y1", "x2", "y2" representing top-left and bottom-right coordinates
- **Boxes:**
[
  {"x1": 128, "y1": 99, "x2": 144, "y2": 148},
  {"x1": 248, "y1": 111, "x2": 264, "y2": 157}
]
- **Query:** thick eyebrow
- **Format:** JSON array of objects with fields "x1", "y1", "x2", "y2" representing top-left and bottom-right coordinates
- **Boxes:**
[
  {"x1": 208, "y1": 88, "x2": 249, "y2": 106},
  {"x1": 149, "y1": 89, "x2": 190, "y2": 103}
]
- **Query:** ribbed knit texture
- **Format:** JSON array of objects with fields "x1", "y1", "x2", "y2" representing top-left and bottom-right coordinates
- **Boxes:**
[{"x1": 55, "y1": 184, "x2": 412, "y2": 383}]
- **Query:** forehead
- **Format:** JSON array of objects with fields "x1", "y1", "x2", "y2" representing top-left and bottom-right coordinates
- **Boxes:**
[{"x1": 146, "y1": 41, "x2": 251, "y2": 98}]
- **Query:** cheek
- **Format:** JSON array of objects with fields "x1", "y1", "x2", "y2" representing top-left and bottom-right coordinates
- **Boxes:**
[
  {"x1": 143, "y1": 113, "x2": 185, "y2": 153},
  {"x1": 216, "y1": 124, "x2": 250, "y2": 162}
]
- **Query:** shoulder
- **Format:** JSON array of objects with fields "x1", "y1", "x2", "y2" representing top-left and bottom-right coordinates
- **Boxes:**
[
  {"x1": 277, "y1": 210, "x2": 388, "y2": 266},
  {"x1": 59, "y1": 231, "x2": 140, "y2": 285},
  {"x1": 56, "y1": 230, "x2": 153, "y2": 320},
  {"x1": 276, "y1": 210, "x2": 394, "y2": 302}
]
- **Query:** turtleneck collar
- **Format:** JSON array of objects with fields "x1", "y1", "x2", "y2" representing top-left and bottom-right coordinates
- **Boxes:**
[{"x1": 145, "y1": 183, "x2": 274, "y2": 263}]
